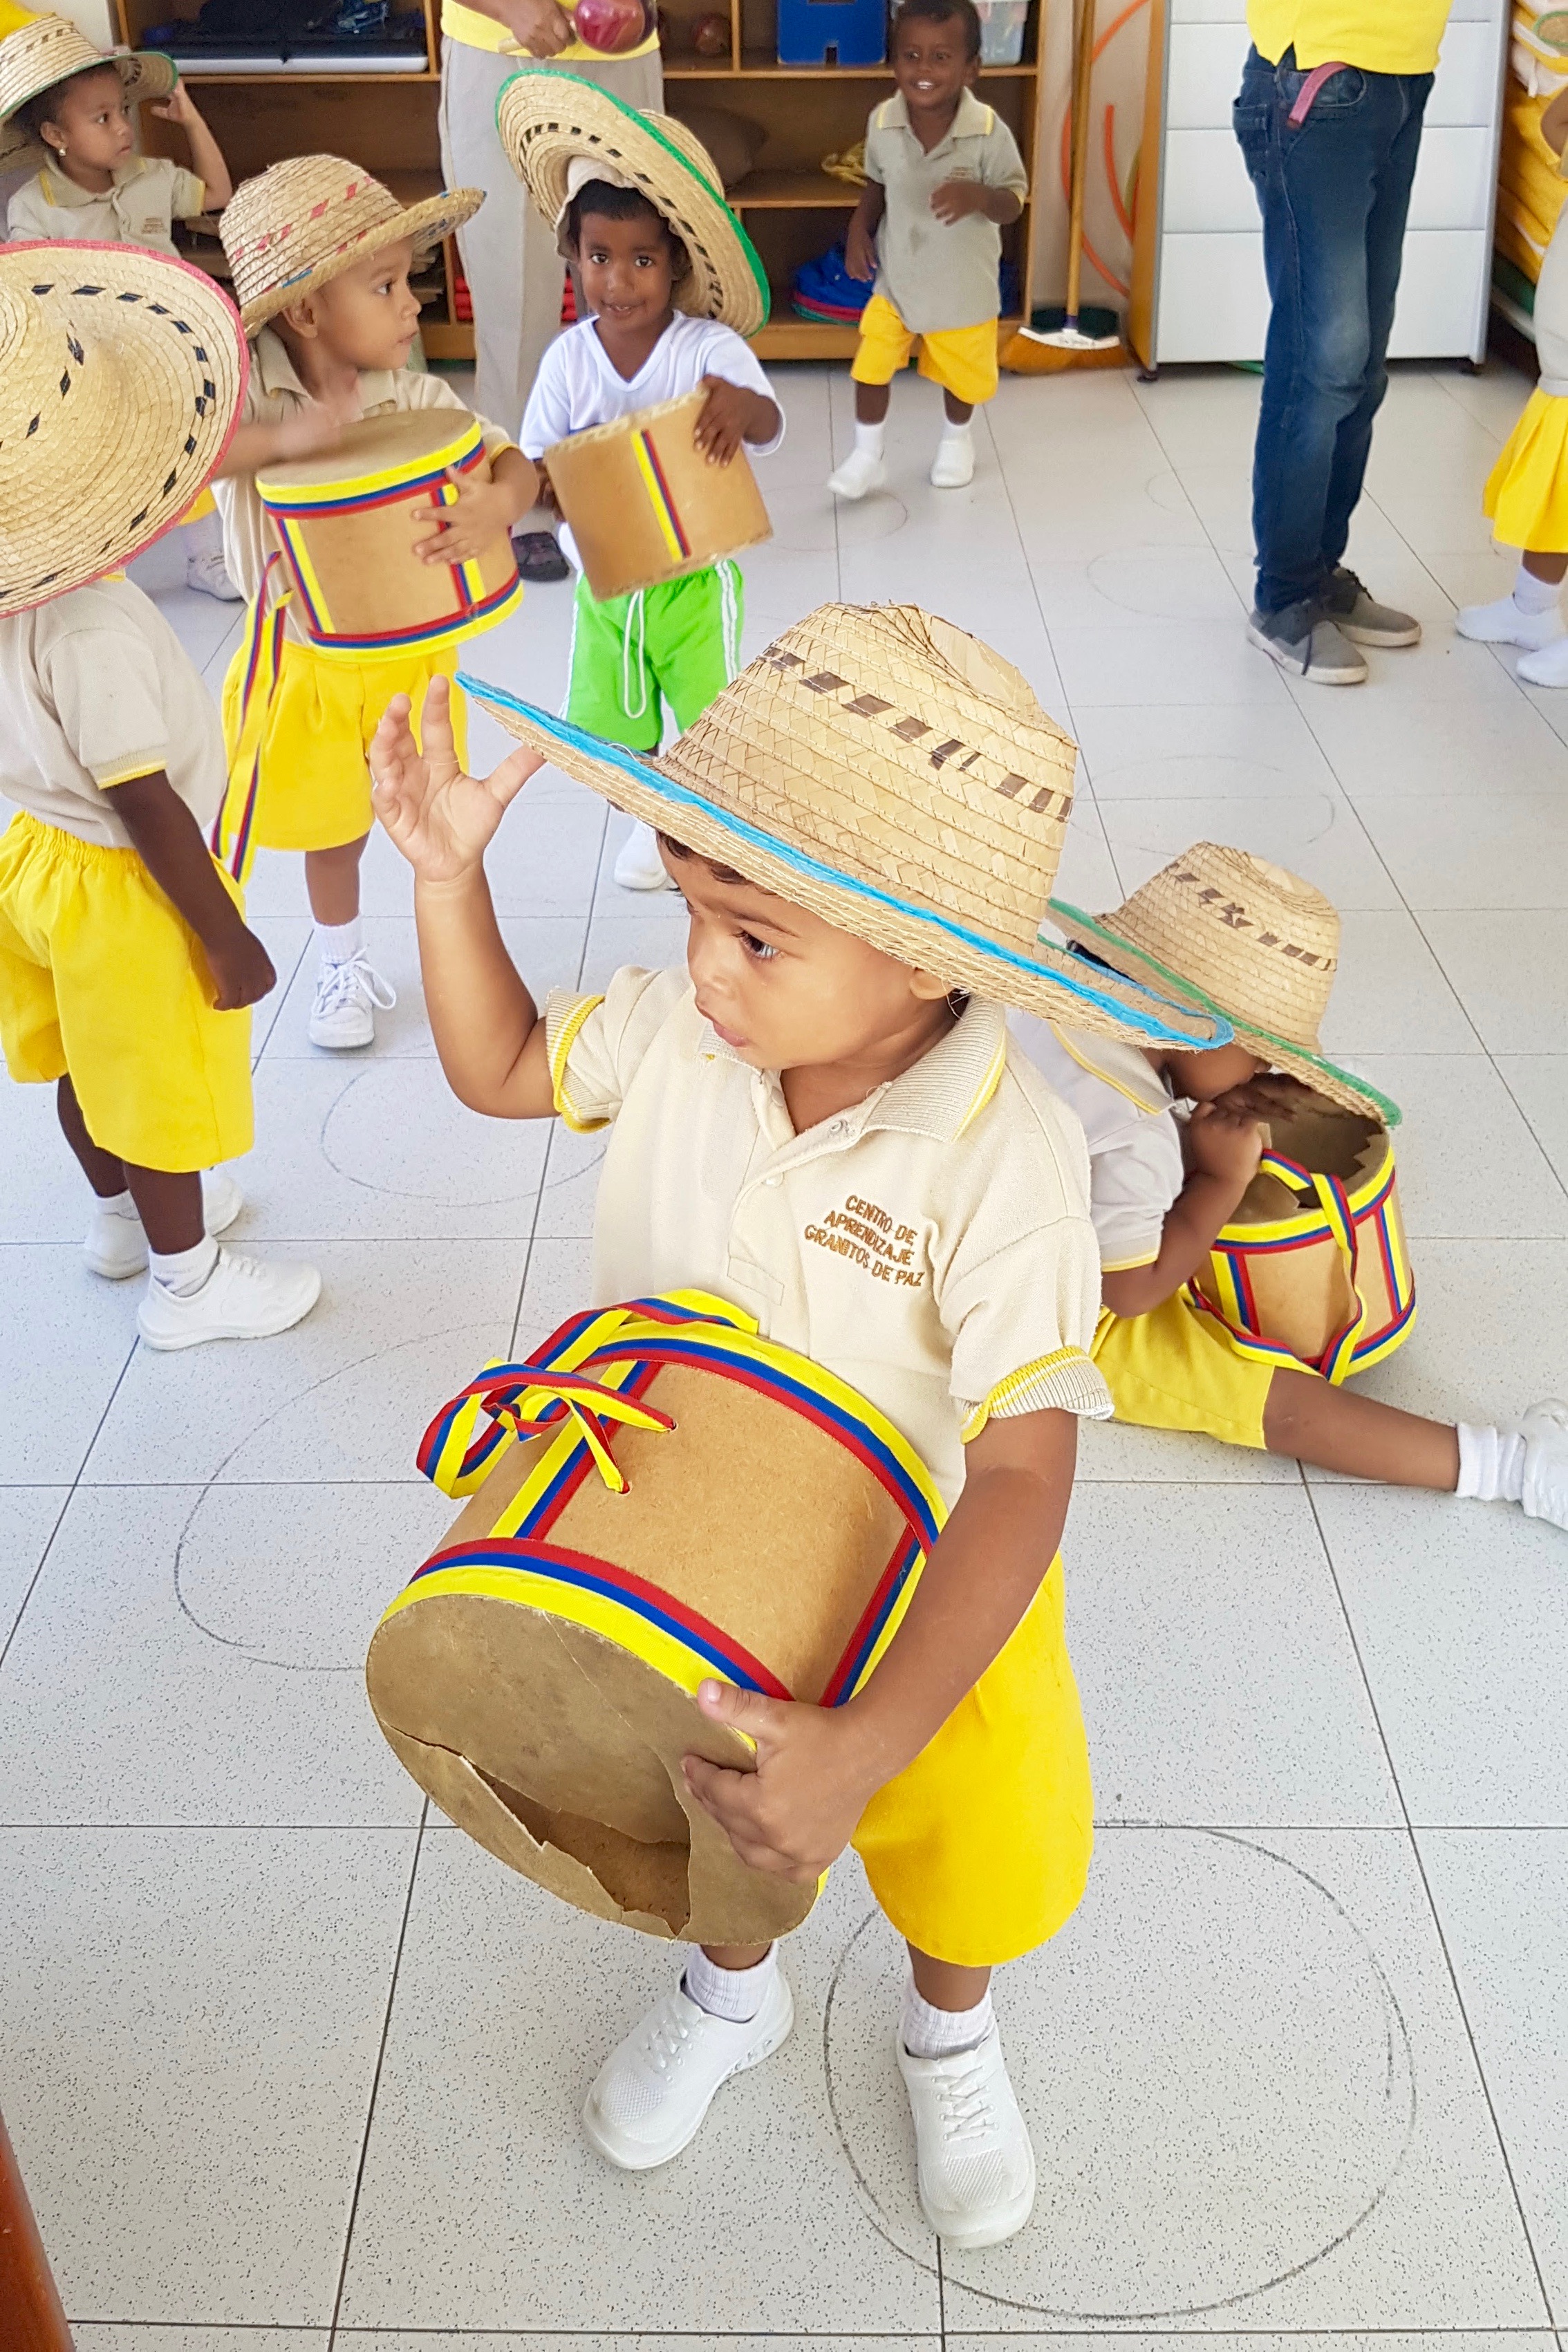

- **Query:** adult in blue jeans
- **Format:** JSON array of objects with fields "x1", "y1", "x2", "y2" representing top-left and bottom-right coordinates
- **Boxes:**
[{"x1": 1235, "y1": 2, "x2": 1453, "y2": 684}]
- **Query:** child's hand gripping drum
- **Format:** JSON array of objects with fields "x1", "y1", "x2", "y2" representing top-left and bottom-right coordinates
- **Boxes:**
[
  {"x1": 1188, "y1": 1094, "x2": 1415, "y2": 1383},
  {"x1": 543, "y1": 389, "x2": 772, "y2": 601},
  {"x1": 366, "y1": 1292, "x2": 945, "y2": 1943}
]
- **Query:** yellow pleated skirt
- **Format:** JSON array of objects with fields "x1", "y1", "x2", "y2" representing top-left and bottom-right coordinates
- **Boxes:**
[{"x1": 1483, "y1": 386, "x2": 1568, "y2": 552}]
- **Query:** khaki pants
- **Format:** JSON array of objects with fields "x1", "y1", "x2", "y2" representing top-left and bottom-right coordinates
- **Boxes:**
[{"x1": 438, "y1": 39, "x2": 664, "y2": 434}]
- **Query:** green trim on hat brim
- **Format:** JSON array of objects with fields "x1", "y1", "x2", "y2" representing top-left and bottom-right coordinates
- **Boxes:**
[{"x1": 1047, "y1": 895, "x2": 1403, "y2": 1128}]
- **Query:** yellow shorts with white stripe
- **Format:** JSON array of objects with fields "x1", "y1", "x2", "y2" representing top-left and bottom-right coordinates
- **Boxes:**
[
  {"x1": 850, "y1": 292, "x2": 1000, "y2": 408},
  {"x1": 852, "y1": 1558, "x2": 1092, "y2": 1967},
  {"x1": 0, "y1": 810, "x2": 253, "y2": 1173},
  {"x1": 218, "y1": 635, "x2": 467, "y2": 857},
  {"x1": 1091, "y1": 1292, "x2": 1274, "y2": 1450}
]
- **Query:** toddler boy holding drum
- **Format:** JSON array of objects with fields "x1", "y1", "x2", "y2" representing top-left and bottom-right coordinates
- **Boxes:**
[
  {"x1": 1012, "y1": 844, "x2": 1568, "y2": 1529},
  {"x1": 208, "y1": 156, "x2": 538, "y2": 1051},
  {"x1": 368, "y1": 600, "x2": 1231, "y2": 2247}
]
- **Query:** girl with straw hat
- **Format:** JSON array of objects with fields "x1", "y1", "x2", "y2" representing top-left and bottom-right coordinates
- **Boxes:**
[
  {"x1": 206, "y1": 154, "x2": 539, "y2": 1051},
  {"x1": 366, "y1": 599, "x2": 1229, "y2": 2245},
  {"x1": 0, "y1": 239, "x2": 320, "y2": 1348},
  {"x1": 498, "y1": 68, "x2": 781, "y2": 892},
  {"x1": 1, "y1": 12, "x2": 240, "y2": 601},
  {"x1": 1013, "y1": 843, "x2": 1568, "y2": 1529}
]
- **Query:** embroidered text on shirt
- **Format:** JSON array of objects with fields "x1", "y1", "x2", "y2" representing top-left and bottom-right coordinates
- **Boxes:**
[{"x1": 803, "y1": 1193, "x2": 926, "y2": 1287}]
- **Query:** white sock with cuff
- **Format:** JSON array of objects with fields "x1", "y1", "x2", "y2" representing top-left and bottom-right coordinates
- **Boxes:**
[
  {"x1": 1514, "y1": 565, "x2": 1562, "y2": 616},
  {"x1": 149, "y1": 1232, "x2": 219, "y2": 1298},
  {"x1": 683, "y1": 1943, "x2": 778, "y2": 2024},
  {"x1": 902, "y1": 1976, "x2": 993, "y2": 2060},
  {"x1": 317, "y1": 916, "x2": 363, "y2": 967},
  {"x1": 938, "y1": 418, "x2": 973, "y2": 446},
  {"x1": 95, "y1": 1189, "x2": 140, "y2": 1222},
  {"x1": 854, "y1": 419, "x2": 886, "y2": 457},
  {"x1": 1456, "y1": 1422, "x2": 1526, "y2": 1504}
]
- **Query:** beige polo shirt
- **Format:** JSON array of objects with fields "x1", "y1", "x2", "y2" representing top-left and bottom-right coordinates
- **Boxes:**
[
  {"x1": 863, "y1": 88, "x2": 1028, "y2": 334},
  {"x1": 545, "y1": 969, "x2": 1112, "y2": 1508},
  {"x1": 0, "y1": 577, "x2": 225, "y2": 850},
  {"x1": 6, "y1": 156, "x2": 205, "y2": 259},
  {"x1": 212, "y1": 328, "x2": 516, "y2": 646}
]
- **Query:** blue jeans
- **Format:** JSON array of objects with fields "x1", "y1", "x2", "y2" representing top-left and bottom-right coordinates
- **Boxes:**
[{"x1": 1235, "y1": 46, "x2": 1432, "y2": 616}]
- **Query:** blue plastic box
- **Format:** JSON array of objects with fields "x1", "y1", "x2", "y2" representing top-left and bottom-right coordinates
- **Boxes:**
[{"x1": 776, "y1": 0, "x2": 886, "y2": 68}]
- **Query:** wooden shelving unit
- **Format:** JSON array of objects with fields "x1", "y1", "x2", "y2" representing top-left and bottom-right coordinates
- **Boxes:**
[
  {"x1": 112, "y1": 0, "x2": 476, "y2": 358},
  {"x1": 661, "y1": 0, "x2": 1048, "y2": 360}
]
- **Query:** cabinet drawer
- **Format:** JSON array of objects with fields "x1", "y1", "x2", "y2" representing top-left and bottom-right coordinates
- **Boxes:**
[
  {"x1": 1163, "y1": 127, "x2": 1258, "y2": 232},
  {"x1": 1407, "y1": 127, "x2": 1497, "y2": 228}
]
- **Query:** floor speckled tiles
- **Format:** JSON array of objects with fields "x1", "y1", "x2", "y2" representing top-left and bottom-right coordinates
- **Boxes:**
[{"x1": 3, "y1": 355, "x2": 1566, "y2": 2344}]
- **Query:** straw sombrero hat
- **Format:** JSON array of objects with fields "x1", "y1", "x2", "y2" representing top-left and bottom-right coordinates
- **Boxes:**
[
  {"x1": 496, "y1": 67, "x2": 769, "y2": 337},
  {"x1": 0, "y1": 12, "x2": 175, "y2": 169},
  {"x1": 221, "y1": 155, "x2": 483, "y2": 333},
  {"x1": 458, "y1": 606, "x2": 1230, "y2": 1047},
  {"x1": 1, "y1": 240, "x2": 246, "y2": 618},
  {"x1": 1048, "y1": 843, "x2": 1400, "y2": 1123}
]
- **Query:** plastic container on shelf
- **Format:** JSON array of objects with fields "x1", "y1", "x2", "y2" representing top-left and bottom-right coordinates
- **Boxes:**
[{"x1": 973, "y1": 0, "x2": 1027, "y2": 64}]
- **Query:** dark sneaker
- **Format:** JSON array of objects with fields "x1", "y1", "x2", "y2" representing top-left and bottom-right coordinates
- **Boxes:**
[
  {"x1": 511, "y1": 526, "x2": 570, "y2": 583},
  {"x1": 1247, "y1": 600, "x2": 1368, "y2": 685},
  {"x1": 1323, "y1": 566, "x2": 1421, "y2": 647}
]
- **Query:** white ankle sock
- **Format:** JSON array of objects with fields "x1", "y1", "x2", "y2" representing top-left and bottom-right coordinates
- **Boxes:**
[
  {"x1": 902, "y1": 1976, "x2": 993, "y2": 2060},
  {"x1": 149, "y1": 1232, "x2": 219, "y2": 1298},
  {"x1": 853, "y1": 420, "x2": 885, "y2": 457},
  {"x1": 683, "y1": 1943, "x2": 777, "y2": 2023},
  {"x1": 1514, "y1": 566, "x2": 1561, "y2": 616},
  {"x1": 939, "y1": 418, "x2": 973, "y2": 444},
  {"x1": 1456, "y1": 1422, "x2": 1526, "y2": 1504},
  {"x1": 94, "y1": 1189, "x2": 140, "y2": 1223},
  {"x1": 317, "y1": 916, "x2": 362, "y2": 966}
]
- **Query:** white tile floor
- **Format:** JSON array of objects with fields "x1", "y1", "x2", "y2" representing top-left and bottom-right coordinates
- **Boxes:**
[{"x1": 3, "y1": 353, "x2": 1567, "y2": 2344}]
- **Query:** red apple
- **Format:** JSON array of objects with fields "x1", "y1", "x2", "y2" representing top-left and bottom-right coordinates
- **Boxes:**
[{"x1": 572, "y1": 0, "x2": 650, "y2": 50}]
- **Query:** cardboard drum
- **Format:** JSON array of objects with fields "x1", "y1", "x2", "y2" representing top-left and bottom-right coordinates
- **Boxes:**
[
  {"x1": 366, "y1": 1292, "x2": 944, "y2": 1944},
  {"x1": 1186, "y1": 1098, "x2": 1415, "y2": 1383},
  {"x1": 543, "y1": 389, "x2": 772, "y2": 601},
  {"x1": 256, "y1": 409, "x2": 523, "y2": 659}
]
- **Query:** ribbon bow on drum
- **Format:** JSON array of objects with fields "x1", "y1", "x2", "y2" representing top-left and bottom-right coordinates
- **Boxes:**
[{"x1": 366, "y1": 1291, "x2": 946, "y2": 1945}]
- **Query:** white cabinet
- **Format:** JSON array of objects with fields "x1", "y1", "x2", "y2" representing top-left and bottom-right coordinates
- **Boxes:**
[{"x1": 1145, "y1": 0, "x2": 1509, "y2": 364}]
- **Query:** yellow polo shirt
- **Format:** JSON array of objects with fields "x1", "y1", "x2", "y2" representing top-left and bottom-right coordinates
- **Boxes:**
[
  {"x1": 1247, "y1": 1, "x2": 1452, "y2": 75},
  {"x1": 441, "y1": 0, "x2": 658, "y2": 61},
  {"x1": 545, "y1": 970, "x2": 1112, "y2": 1508}
]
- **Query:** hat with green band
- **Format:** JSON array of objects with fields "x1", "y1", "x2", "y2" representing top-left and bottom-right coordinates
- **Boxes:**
[
  {"x1": 495, "y1": 66, "x2": 769, "y2": 338},
  {"x1": 1048, "y1": 841, "x2": 1401, "y2": 1126}
]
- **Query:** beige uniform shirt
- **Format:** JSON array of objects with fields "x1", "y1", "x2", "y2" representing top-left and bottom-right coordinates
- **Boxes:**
[
  {"x1": 0, "y1": 577, "x2": 225, "y2": 850},
  {"x1": 546, "y1": 970, "x2": 1112, "y2": 1508},
  {"x1": 212, "y1": 328, "x2": 516, "y2": 646},
  {"x1": 6, "y1": 156, "x2": 205, "y2": 259},
  {"x1": 863, "y1": 88, "x2": 1028, "y2": 334}
]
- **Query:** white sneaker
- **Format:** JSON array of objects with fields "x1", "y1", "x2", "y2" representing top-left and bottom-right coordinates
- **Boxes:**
[
  {"x1": 186, "y1": 547, "x2": 243, "y2": 601},
  {"x1": 83, "y1": 1170, "x2": 245, "y2": 1280},
  {"x1": 1516, "y1": 633, "x2": 1568, "y2": 689},
  {"x1": 827, "y1": 445, "x2": 887, "y2": 501},
  {"x1": 897, "y1": 2022, "x2": 1037, "y2": 2250},
  {"x1": 930, "y1": 433, "x2": 975, "y2": 489},
  {"x1": 613, "y1": 819, "x2": 677, "y2": 893},
  {"x1": 308, "y1": 951, "x2": 396, "y2": 1050},
  {"x1": 1520, "y1": 1399, "x2": 1568, "y2": 1529},
  {"x1": 137, "y1": 1245, "x2": 321, "y2": 1350},
  {"x1": 1455, "y1": 592, "x2": 1562, "y2": 650},
  {"x1": 581, "y1": 1970, "x2": 794, "y2": 2171}
]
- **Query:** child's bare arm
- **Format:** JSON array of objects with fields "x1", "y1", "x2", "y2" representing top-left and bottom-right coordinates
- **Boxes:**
[
  {"x1": 1100, "y1": 1103, "x2": 1264, "y2": 1318},
  {"x1": 1544, "y1": 85, "x2": 1568, "y2": 157},
  {"x1": 214, "y1": 404, "x2": 351, "y2": 481},
  {"x1": 106, "y1": 772, "x2": 274, "y2": 1009},
  {"x1": 845, "y1": 183, "x2": 885, "y2": 285},
  {"x1": 682, "y1": 1405, "x2": 1077, "y2": 1881},
  {"x1": 369, "y1": 676, "x2": 556, "y2": 1117},
  {"x1": 151, "y1": 84, "x2": 233, "y2": 209}
]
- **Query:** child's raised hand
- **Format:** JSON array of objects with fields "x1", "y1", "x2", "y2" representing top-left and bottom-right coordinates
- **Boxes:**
[
  {"x1": 369, "y1": 675, "x2": 541, "y2": 882},
  {"x1": 274, "y1": 401, "x2": 348, "y2": 463},
  {"x1": 1185, "y1": 1099, "x2": 1266, "y2": 1188},
  {"x1": 682, "y1": 1679, "x2": 884, "y2": 1882},
  {"x1": 149, "y1": 84, "x2": 197, "y2": 124}
]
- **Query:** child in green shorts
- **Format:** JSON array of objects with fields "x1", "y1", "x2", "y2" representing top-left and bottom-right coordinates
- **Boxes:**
[{"x1": 505, "y1": 71, "x2": 781, "y2": 892}]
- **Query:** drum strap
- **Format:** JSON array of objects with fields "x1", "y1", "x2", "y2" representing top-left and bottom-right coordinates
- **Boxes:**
[
  {"x1": 212, "y1": 554, "x2": 292, "y2": 886},
  {"x1": 1183, "y1": 1150, "x2": 1370, "y2": 1385}
]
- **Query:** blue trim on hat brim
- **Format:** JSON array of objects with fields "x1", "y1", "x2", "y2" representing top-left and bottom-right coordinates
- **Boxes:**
[{"x1": 458, "y1": 675, "x2": 1234, "y2": 1051}]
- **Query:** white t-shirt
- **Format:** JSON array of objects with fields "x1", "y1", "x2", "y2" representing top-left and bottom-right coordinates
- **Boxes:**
[
  {"x1": 1009, "y1": 1014, "x2": 1186, "y2": 1274},
  {"x1": 521, "y1": 314, "x2": 783, "y2": 572}
]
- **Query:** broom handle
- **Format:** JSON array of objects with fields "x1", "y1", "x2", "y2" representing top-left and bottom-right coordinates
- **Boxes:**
[{"x1": 1063, "y1": 0, "x2": 1096, "y2": 325}]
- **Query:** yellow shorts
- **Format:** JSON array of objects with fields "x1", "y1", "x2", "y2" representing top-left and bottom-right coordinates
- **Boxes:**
[
  {"x1": 1091, "y1": 1293, "x2": 1274, "y2": 1450},
  {"x1": 218, "y1": 626, "x2": 467, "y2": 868},
  {"x1": 1482, "y1": 386, "x2": 1568, "y2": 553},
  {"x1": 0, "y1": 810, "x2": 253, "y2": 1173},
  {"x1": 850, "y1": 291, "x2": 1000, "y2": 409},
  {"x1": 850, "y1": 1558, "x2": 1092, "y2": 1968}
]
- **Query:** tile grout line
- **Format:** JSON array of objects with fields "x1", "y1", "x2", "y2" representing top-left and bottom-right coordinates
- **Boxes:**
[
  {"x1": 1299, "y1": 1477, "x2": 1560, "y2": 2335},
  {"x1": 326, "y1": 1800, "x2": 430, "y2": 2348},
  {"x1": 0, "y1": 1325, "x2": 142, "y2": 1674},
  {"x1": 1491, "y1": 1061, "x2": 1568, "y2": 1212}
]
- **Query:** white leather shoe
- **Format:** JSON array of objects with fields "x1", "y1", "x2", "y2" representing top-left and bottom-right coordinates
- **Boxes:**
[
  {"x1": 308, "y1": 951, "x2": 395, "y2": 1049},
  {"x1": 138, "y1": 1246, "x2": 321, "y2": 1350},
  {"x1": 84, "y1": 1170, "x2": 245, "y2": 1280},
  {"x1": 613, "y1": 820, "x2": 677, "y2": 892},
  {"x1": 1455, "y1": 592, "x2": 1562, "y2": 649},
  {"x1": 582, "y1": 1970, "x2": 794, "y2": 2171},
  {"x1": 185, "y1": 546, "x2": 243, "y2": 601},
  {"x1": 897, "y1": 2022, "x2": 1036, "y2": 2250},
  {"x1": 827, "y1": 445, "x2": 887, "y2": 501},
  {"x1": 1521, "y1": 1399, "x2": 1568, "y2": 1530},
  {"x1": 930, "y1": 432, "x2": 975, "y2": 489}
]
